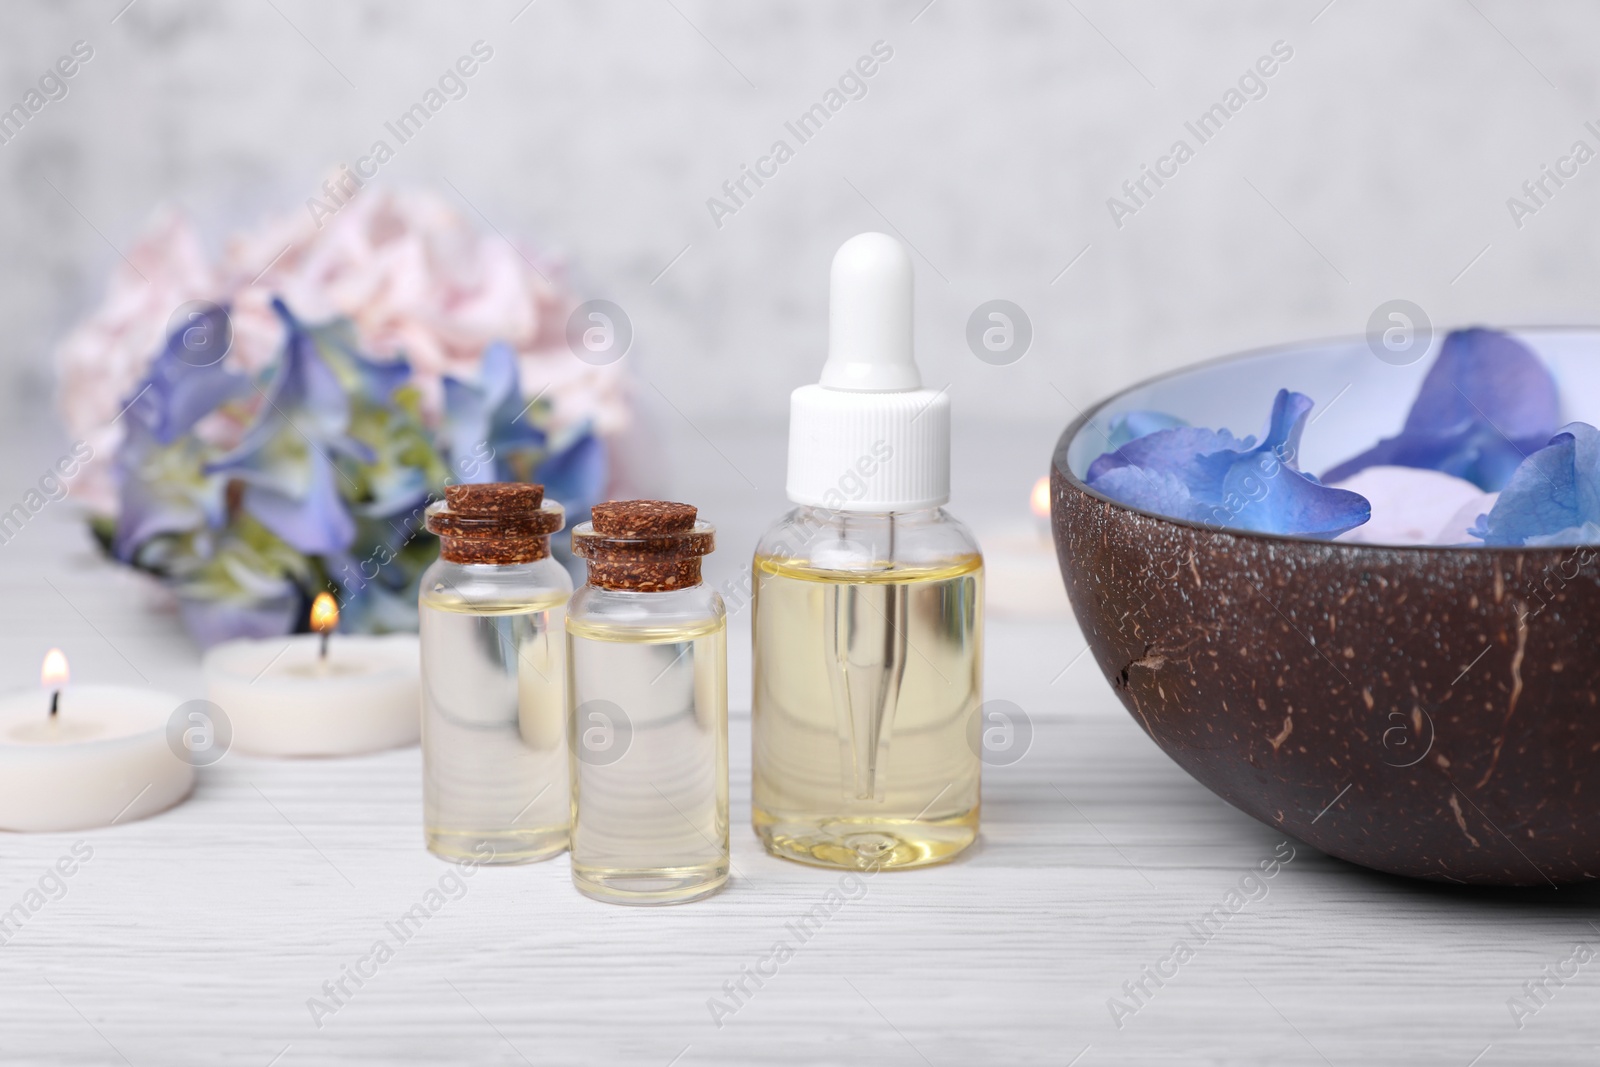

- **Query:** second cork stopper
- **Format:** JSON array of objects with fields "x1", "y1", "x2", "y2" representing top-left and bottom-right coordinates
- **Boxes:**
[{"x1": 571, "y1": 500, "x2": 715, "y2": 591}]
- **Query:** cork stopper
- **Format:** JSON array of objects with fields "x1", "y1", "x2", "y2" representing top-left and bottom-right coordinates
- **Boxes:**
[
  {"x1": 444, "y1": 482, "x2": 547, "y2": 516},
  {"x1": 572, "y1": 500, "x2": 715, "y2": 591},
  {"x1": 425, "y1": 482, "x2": 565, "y2": 564}
]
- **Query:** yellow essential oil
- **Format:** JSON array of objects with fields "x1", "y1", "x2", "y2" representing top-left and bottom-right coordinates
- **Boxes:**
[
  {"x1": 751, "y1": 553, "x2": 983, "y2": 869},
  {"x1": 566, "y1": 500, "x2": 729, "y2": 906},
  {"x1": 420, "y1": 588, "x2": 570, "y2": 864},
  {"x1": 418, "y1": 484, "x2": 572, "y2": 865},
  {"x1": 566, "y1": 613, "x2": 728, "y2": 905}
]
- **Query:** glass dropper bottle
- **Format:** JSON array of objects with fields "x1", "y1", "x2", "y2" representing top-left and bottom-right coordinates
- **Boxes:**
[{"x1": 751, "y1": 233, "x2": 984, "y2": 871}]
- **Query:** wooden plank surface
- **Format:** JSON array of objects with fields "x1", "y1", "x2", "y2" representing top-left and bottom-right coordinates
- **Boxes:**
[{"x1": 0, "y1": 502, "x2": 1595, "y2": 1067}]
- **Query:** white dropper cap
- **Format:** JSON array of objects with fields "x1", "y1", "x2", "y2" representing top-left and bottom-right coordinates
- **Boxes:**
[
  {"x1": 822, "y1": 232, "x2": 922, "y2": 391},
  {"x1": 786, "y1": 233, "x2": 950, "y2": 512}
]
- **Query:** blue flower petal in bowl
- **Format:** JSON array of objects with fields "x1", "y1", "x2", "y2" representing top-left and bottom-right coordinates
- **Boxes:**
[
  {"x1": 1472, "y1": 422, "x2": 1600, "y2": 546},
  {"x1": 1104, "y1": 410, "x2": 1188, "y2": 451},
  {"x1": 1086, "y1": 389, "x2": 1371, "y2": 538},
  {"x1": 1324, "y1": 327, "x2": 1560, "y2": 491}
]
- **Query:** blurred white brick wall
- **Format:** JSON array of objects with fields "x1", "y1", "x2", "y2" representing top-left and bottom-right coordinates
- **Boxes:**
[{"x1": 1, "y1": 0, "x2": 1597, "y2": 453}]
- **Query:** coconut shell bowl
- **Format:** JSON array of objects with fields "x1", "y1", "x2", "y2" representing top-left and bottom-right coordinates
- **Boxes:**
[{"x1": 1051, "y1": 329, "x2": 1600, "y2": 886}]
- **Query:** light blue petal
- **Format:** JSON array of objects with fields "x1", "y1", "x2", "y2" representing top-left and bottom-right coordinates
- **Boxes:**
[
  {"x1": 1476, "y1": 422, "x2": 1600, "y2": 546},
  {"x1": 242, "y1": 450, "x2": 356, "y2": 555},
  {"x1": 1404, "y1": 327, "x2": 1559, "y2": 440},
  {"x1": 1324, "y1": 328, "x2": 1559, "y2": 491},
  {"x1": 1105, "y1": 410, "x2": 1188, "y2": 451},
  {"x1": 1086, "y1": 467, "x2": 1201, "y2": 522},
  {"x1": 124, "y1": 304, "x2": 249, "y2": 446},
  {"x1": 1086, "y1": 389, "x2": 1371, "y2": 538},
  {"x1": 441, "y1": 341, "x2": 547, "y2": 481},
  {"x1": 1086, "y1": 426, "x2": 1248, "y2": 485},
  {"x1": 1221, "y1": 458, "x2": 1371, "y2": 537},
  {"x1": 1525, "y1": 522, "x2": 1600, "y2": 546},
  {"x1": 112, "y1": 423, "x2": 226, "y2": 561},
  {"x1": 536, "y1": 431, "x2": 607, "y2": 511}
]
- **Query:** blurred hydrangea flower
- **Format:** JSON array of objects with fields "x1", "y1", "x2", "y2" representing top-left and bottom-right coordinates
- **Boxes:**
[
  {"x1": 206, "y1": 299, "x2": 371, "y2": 556},
  {"x1": 1323, "y1": 328, "x2": 1559, "y2": 492},
  {"x1": 103, "y1": 294, "x2": 604, "y2": 646},
  {"x1": 534, "y1": 432, "x2": 606, "y2": 515},
  {"x1": 1471, "y1": 422, "x2": 1600, "y2": 546},
  {"x1": 61, "y1": 187, "x2": 635, "y2": 647},
  {"x1": 111, "y1": 306, "x2": 248, "y2": 561},
  {"x1": 171, "y1": 517, "x2": 309, "y2": 644},
  {"x1": 442, "y1": 340, "x2": 547, "y2": 483},
  {"x1": 442, "y1": 339, "x2": 608, "y2": 516},
  {"x1": 1088, "y1": 389, "x2": 1371, "y2": 538},
  {"x1": 56, "y1": 188, "x2": 635, "y2": 516}
]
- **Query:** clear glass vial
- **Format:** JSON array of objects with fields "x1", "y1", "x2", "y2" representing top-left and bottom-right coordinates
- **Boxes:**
[
  {"x1": 419, "y1": 482, "x2": 571, "y2": 865},
  {"x1": 751, "y1": 231, "x2": 984, "y2": 871},
  {"x1": 566, "y1": 500, "x2": 729, "y2": 905},
  {"x1": 752, "y1": 508, "x2": 983, "y2": 870}
]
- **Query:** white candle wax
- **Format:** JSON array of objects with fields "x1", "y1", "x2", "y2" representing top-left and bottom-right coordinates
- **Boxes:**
[
  {"x1": 981, "y1": 522, "x2": 1072, "y2": 620},
  {"x1": 0, "y1": 685, "x2": 195, "y2": 832},
  {"x1": 204, "y1": 634, "x2": 420, "y2": 757}
]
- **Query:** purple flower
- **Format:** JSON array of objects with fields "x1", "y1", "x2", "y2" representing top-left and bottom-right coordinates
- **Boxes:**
[
  {"x1": 112, "y1": 426, "x2": 224, "y2": 562},
  {"x1": 442, "y1": 341, "x2": 546, "y2": 484},
  {"x1": 111, "y1": 310, "x2": 247, "y2": 559},
  {"x1": 167, "y1": 516, "x2": 311, "y2": 648},
  {"x1": 1471, "y1": 422, "x2": 1600, "y2": 546},
  {"x1": 129, "y1": 303, "x2": 250, "y2": 445},
  {"x1": 1105, "y1": 410, "x2": 1187, "y2": 451},
  {"x1": 535, "y1": 429, "x2": 607, "y2": 515},
  {"x1": 206, "y1": 299, "x2": 368, "y2": 556},
  {"x1": 1323, "y1": 328, "x2": 1560, "y2": 492},
  {"x1": 310, "y1": 314, "x2": 412, "y2": 407},
  {"x1": 1088, "y1": 389, "x2": 1371, "y2": 538},
  {"x1": 324, "y1": 522, "x2": 429, "y2": 635}
]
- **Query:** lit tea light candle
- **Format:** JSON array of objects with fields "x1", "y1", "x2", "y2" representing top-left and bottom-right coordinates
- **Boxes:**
[
  {"x1": 981, "y1": 475, "x2": 1072, "y2": 619},
  {"x1": 0, "y1": 650, "x2": 195, "y2": 832},
  {"x1": 203, "y1": 593, "x2": 421, "y2": 757},
  {"x1": 1031, "y1": 475, "x2": 1052, "y2": 537},
  {"x1": 312, "y1": 590, "x2": 338, "y2": 661},
  {"x1": 43, "y1": 647, "x2": 67, "y2": 717}
]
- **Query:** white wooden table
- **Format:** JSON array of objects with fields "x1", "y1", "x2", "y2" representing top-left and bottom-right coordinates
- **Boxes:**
[{"x1": 2, "y1": 488, "x2": 1596, "y2": 1067}]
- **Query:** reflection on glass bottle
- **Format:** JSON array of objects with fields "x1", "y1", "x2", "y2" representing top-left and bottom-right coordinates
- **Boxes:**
[
  {"x1": 419, "y1": 483, "x2": 571, "y2": 864},
  {"x1": 567, "y1": 500, "x2": 729, "y2": 905},
  {"x1": 753, "y1": 518, "x2": 982, "y2": 869}
]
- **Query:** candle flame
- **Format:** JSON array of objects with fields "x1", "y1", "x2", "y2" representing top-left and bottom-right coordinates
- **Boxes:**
[
  {"x1": 310, "y1": 593, "x2": 339, "y2": 635},
  {"x1": 1030, "y1": 476, "x2": 1052, "y2": 520},
  {"x1": 41, "y1": 648, "x2": 68, "y2": 689}
]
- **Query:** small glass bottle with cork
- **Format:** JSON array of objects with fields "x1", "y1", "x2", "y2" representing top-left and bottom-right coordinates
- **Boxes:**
[
  {"x1": 566, "y1": 499, "x2": 728, "y2": 905},
  {"x1": 419, "y1": 482, "x2": 571, "y2": 865}
]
